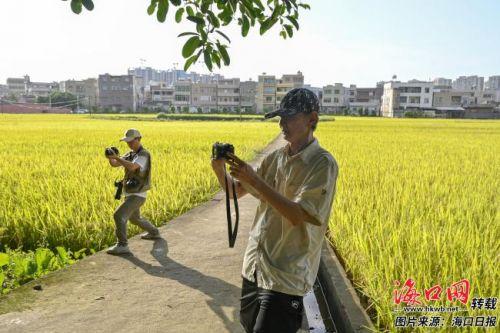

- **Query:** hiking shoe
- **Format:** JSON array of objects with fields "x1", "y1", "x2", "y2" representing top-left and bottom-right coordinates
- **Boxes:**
[
  {"x1": 106, "y1": 244, "x2": 132, "y2": 255},
  {"x1": 140, "y1": 231, "x2": 161, "y2": 240}
]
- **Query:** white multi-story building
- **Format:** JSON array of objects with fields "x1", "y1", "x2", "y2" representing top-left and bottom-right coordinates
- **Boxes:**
[
  {"x1": 349, "y1": 85, "x2": 383, "y2": 115},
  {"x1": 217, "y1": 78, "x2": 240, "y2": 112},
  {"x1": 191, "y1": 81, "x2": 217, "y2": 112},
  {"x1": 256, "y1": 74, "x2": 277, "y2": 113},
  {"x1": 173, "y1": 80, "x2": 191, "y2": 111},
  {"x1": 6, "y1": 77, "x2": 27, "y2": 96},
  {"x1": 240, "y1": 80, "x2": 257, "y2": 112},
  {"x1": 381, "y1": 80, "x2": 434, "y2": 117},
  {"x1": 148, "y1": 82, "x2": 174, "y2": 108},
  {"x1": 485, "y1": 76, "x2": 500, "y2": 90},
  {"x1": 321, "y1": 83, "x2": 348, "y2": 113},
  {"x1": 452, "y1": 76, "x2": 484, "y2": 92}
]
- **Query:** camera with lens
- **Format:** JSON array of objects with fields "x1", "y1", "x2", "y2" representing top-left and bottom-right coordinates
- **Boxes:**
[
  {"x1": 113, "y1": 180, "x2": 123, "y2": 200},
  {"x1": 212, "y1": 142, "x2": 234, "y2": 160},
  {"x1": 105, "y1": 146, "x2": 119, "y2": 157}
]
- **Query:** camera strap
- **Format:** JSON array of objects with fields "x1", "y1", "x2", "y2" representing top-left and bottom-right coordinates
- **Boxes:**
[{"x1": 224, "y1": 167, "x2": 239, "y2": 248}]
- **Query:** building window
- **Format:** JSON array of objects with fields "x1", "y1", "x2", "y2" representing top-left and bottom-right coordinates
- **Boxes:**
[
  {"x1": 334, "y1": 89, "x2": 340, "y2": 94},
  {"x1": 424, "y1": 98, "x2": 429, "y2": 104},
  {"x1": 265, "y1": 96, "x2": 272, "y2": 102},
  {"x1": 175, "y1": 95, "x2": 189, "y2": 102},
  {"x1": 425, "y1": 87, "x2": 430, "y2": 93},
  {"x1": 323, "y1": 98, "x2": 331, "y2": 103},
  {"x1": 334, "y1": 97, "x2": 339, "y2": 103},
  {"x1": 399, "y1": 96, "x2": 407, "y2": 103},
  {"x1": 409, "y1": 96, "x2": 421, "y2": 104}
]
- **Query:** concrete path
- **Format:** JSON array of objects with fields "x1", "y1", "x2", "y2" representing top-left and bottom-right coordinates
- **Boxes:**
[{"x1": 0, "y1": 135, "x2": 298, "y2": 333}]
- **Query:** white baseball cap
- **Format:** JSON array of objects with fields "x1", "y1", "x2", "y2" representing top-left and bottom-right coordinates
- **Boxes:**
[{"x1": 120, "y1": 128, "x2": 142, "y2": 142}]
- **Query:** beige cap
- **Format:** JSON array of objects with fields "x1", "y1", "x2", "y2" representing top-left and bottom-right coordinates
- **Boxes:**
[{"x1": 120, "y1": 128, "x2": 141, "y2": 142}]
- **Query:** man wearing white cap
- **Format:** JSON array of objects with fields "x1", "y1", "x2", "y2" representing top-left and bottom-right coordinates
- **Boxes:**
[{"x1": 106, "y1": 128, "x2": 160, "y2": 255}]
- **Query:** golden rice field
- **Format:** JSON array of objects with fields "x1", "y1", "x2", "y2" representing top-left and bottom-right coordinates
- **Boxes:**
[
  {"x1": 318, "y1": 118, "x2": 499, "y2": 332},
  {"x1": 0, "y1": 114, "x2": 498, "y2": 331}
]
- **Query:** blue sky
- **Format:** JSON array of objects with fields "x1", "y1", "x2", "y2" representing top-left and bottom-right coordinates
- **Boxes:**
[{"x1": 0, "y1": 0, "x2": 498, "y2": 87}]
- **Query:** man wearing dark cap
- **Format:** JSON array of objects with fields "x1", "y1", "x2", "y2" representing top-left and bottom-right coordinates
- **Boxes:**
[
  {"x1": 106, "y1": 128, "x2": 160, "y2": 255},
  {"x1": 211, "y1": 88, "x2": 339, "y2": 333}
]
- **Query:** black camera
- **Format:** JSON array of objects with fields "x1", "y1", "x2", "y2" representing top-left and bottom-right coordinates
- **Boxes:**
[
  {"x1": 212, "y1": 142, "x2": 234, "y2": 160},
  {"x1": 105, "y1": 146, "x2": 119, "y2": 157},
  {"x1": 114, "y1": 180, "x2": 123, "y2": 200}
]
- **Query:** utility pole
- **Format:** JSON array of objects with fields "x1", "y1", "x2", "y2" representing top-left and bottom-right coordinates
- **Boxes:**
[{"x1": 76, "y1": 95, "x2": 79, "y2": 113}]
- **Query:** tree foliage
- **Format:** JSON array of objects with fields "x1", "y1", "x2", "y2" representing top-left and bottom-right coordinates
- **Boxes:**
[{"x1": 62, "y1": 0, "x2": 311, "y2": 71}]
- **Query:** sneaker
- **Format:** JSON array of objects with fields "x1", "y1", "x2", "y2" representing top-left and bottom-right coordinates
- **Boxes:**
[
  {"x1": 106, "y1": 243, "x2": 132, "y2": 255},
  {"x1": 140, "y1": 231, "x2": 161, "y2": 240}
]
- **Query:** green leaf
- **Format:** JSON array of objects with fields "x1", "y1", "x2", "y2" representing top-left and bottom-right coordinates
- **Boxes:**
[
  {"x1": 0, "y1": 272, "x2": 4, "y2": 289},
  {"x1": 147, "y1": 0, "x2": 158, "y2": 15},
  {"x1": 186, "y1": 6, "x2": 195, "y2": 17},
  {"x1": 12, "y1": 257, "x2": 24, "y2": 278},
  {"x1": 201, "y1": 0, "x2": 211, "y2": 13},
  {"x1": 81, "y1": 0, "x2": 94, "y2": 10},
  {"x1": 187, "y1": 15, "x2": 205, "y2": 25},
  {"x1": 204, "y1": 49, "x2": 213, "y2": 71},
  {"x1": 170, "y1": 0, "x2": 181, "y2": 5},
  {"x1": 183, "y1": 53, "x2": 200, "y2": 71},
  {"x1": 286, "y1": 16, "x2": 299, "y2": 30},
  {"x1": 298, "y1": 3, "x2": 311, "y2": 10},
  {"x1": 284, "y1": 24, "x2": 293, "y2": 37},
  {"x1": 207, "y1": 11, "x2": 220, "y2": 28},
  {"x1": 216, "y1": 42, "x2": 230, "y2": 65},
  {"x1": 182, "y1": 36, "x2": 201, "y2": 58},
  {"x1": 259, "y1": 17, "x2": 274, "y2": 35},
  {"x1": 284, "y1": 0, "x2": 292, "y2": 12},
  {"x1": 218, "y1": 6, "x2": 233, "y2": 25},
  {"x1": 0, "y1": 253, "x2": 8, "y2": 267},
  {"x1": 26, "y1": 260, "x2": 37, "y2": 276},
  {"x1": 212, "y1": 51, "x2": 221, "y2": 68},
  {"x1": 157, "y1": 0, "x2": 169, "y2": 23},
  {"x1": 175, "y1": 7, "x2": 184, "y2": 23},
  {"x1": 215, "y1": 30, "x2": 231, "y2": 43},
  {"x1": 241, "y1": 15, "x2": 250, "y2": 36},
  {"x1": 56, "y1": 247, "x2": 69, "y2": 264},
  {"x1": 177, "y1": 32, "x2": 198, "y2": 37},
  {"x1": 70, "y1": 0, "x2": 82, "y2": 14},
  {"x1": 74, "y1": 249, "x2": 87, "y2": 260},
  {"x1": 35, "y1": 248, "x2": 52, "y2": 273}
]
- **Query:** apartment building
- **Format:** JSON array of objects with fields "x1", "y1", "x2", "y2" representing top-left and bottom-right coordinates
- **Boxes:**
[
  {"x1": 98, "y1": 74, "x2": 139, "y2": 112},
  {"x1": 381, "y1": 81, "x2": 433, "y2": 117},
  {"x1": 60, "y1": 78, "x2": 98, "y2": 107}
]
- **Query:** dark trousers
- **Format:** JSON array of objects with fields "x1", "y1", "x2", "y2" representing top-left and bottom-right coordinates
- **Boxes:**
[{"x1": 239, "y1": 274, "x2": 304, "y2": 333}]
